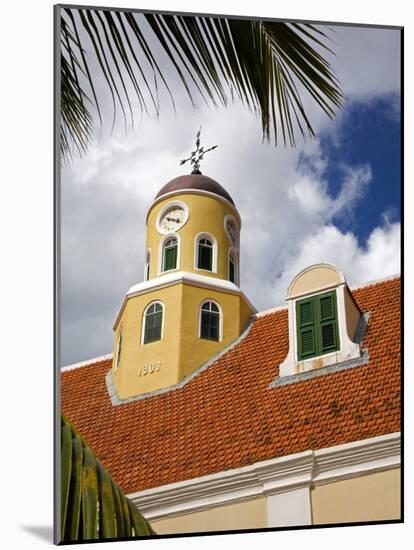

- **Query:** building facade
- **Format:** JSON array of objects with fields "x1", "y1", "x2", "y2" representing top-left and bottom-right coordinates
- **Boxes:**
[{"x1": 61, "y1": 172, "x2": 401, "y2": 534}]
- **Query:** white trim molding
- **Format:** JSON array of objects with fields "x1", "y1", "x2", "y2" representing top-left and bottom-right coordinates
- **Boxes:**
[
  {"x1": 129, "y1": 432, "x2": 400, "y2": 527},
  {"x1": 114, "y1": 271, "x2": 256, "y2": 329}
]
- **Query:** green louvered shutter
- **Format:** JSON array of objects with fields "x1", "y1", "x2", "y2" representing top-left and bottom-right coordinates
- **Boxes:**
[
  {"x1": 317, "y1": 291, "x2": 339, "y2": 354},
  {"x1": 163, "y1": 239, "x2": 177, "y2": 271},
  {"x1": 296, "y1": 297, "x2": 317, "y2": 359},
  {"x1": 296, "y1": 290, "x2": 340, "y2": 360}
]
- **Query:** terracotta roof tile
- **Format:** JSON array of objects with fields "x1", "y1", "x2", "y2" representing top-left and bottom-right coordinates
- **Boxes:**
[{"x1": 61, "y1": 277, "x2": 401, "y2": 494}]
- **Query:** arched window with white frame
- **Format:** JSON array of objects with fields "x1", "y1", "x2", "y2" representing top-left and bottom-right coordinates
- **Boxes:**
[
  {"x1": 142, "y1": 301, "x2": 164, "y2": 344},
  {"x1": 228, "y1": 249, "x2": 238, "y2": 285},
  {"x1": 199, "y1": 300, "x2": 222, "y2": 341},
  {"x1": 144, "y1": 249, "x2": 151, "y2": 281},
  {"x1": 115, "y1": 328, "x2": 123, "y2": 370},
  {"x1": 195, "y1": 233, "x2": 217, "y2": 273},
  {"x1": 162, "y1": 236, "x2": 178, "y2": 272}
]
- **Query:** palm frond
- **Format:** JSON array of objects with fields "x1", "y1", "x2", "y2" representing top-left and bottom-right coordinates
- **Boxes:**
[{"x1": 59, "y1": 8, "x2": 343, "y2": 160}]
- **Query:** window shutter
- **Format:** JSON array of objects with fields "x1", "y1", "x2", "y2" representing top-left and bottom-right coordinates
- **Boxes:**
[
  {"x1": 198, "y1": 241, "x2": 213, "y2": 270},
  {"x1": 296, "y1": 298, "x2": 317, "y2": 359},
  {"x1": 229, "y1": 257, "x2": 235, "y2": 283},
  {"x1": 164, "y1": 244, "x2": 177, "y2": 271},
  {"x1": 317, "y1": 292, "x2": 339, "y2": 353},
  {"x1": 296, "y1": 290, "x2": 339, "y2": 360},
  {"x1": 144, "y1": 304, "x2": 163, "y2": 344}
]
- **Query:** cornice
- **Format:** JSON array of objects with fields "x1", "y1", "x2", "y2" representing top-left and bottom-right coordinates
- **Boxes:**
[
  {"x1": 114, "y1": 271, "x2": 257, "y2": 329},
  {"x1": 129, "y1": 432, "x2": 400, "y2": 521}
]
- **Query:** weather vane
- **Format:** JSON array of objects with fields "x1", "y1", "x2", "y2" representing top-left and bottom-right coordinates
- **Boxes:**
[{"x1": 180, "y1": 127, "x2": 218, "y2": 175}]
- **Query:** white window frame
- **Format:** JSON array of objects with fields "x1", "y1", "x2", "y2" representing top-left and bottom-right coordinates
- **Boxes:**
[
  {"x1": 228, "y1": 247, "x2": 239, "y2": 285},
  {"x1": 114, "y1": 327, "x2": 123, "y2": 370},
  {"x1": 224, "y1": 214, "x2": 240, "y2": 251},
  {"x1": 158, "y1": 232, "x2": 181, "y2": 275},
  {"x1": 279, "y1": 264, "x2": 363, "y2": 377},
  {"x1": 141, "y1": 300, "x2": 165, "y2": 345},
  {"x1": 198, "y1": 299, "x2": 223, "y2": 342},
  {"x1": 194, "y1": 232, "x2": 218, "y2": 274},
  {"x1": 144, "y1": 248, "x2": 151, "y2": 281}
]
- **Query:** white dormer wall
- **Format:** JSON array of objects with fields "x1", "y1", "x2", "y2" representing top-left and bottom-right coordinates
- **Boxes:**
[{"x1": 279, "y1": 263, "x2": 362, "y2": 377}]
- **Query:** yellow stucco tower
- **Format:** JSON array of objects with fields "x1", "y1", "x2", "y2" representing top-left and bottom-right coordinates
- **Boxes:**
[{"x1": 111, "y1": 168, "x2": 256, "y2": 399}]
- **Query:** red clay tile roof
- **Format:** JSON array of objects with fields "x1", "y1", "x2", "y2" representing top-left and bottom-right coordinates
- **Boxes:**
[{"x1": 61, "y1": 277, "x2": 401, "y2": 494}]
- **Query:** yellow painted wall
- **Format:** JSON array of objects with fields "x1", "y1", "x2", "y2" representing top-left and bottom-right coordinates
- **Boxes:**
[
  {"x1": 289, "y1": 265, "x2": 341, "y2": 298},
  {"x1": 113, "y1": 281, "x2": 254, "y2": 397},
  {"x1": 179, "y1": 284, "x2": 253, "y2": 379},
  {"x1": 344, "y1": 286, "x2": 361, "y2": 341},
  {"x1": 112, "y1": 284, "x2": 183, "y2": 398},
  {"x1": 311, "y1": 468, "x2": 401, "y2": 524},
  {"x1": 146, "y1": 193, "x2": 240, "y2": 282},
  {"x1": 150, "y1": 497, "x2": 266, "y2": 534}
]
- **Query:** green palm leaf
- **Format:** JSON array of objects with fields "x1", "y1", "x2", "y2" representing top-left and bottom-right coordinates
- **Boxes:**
[
  {"x1": 60, "y1": 414, "x2": 155, "y2": 542},
  {"x1": 59, "y1": 8, "x2": 343, "y2": 161}
]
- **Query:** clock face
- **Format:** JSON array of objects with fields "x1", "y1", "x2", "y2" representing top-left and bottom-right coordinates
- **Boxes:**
[
  {"x1": 158, "y1": 204, "x2": 187, "y2": 234},
  {"x1": 225, "y1": 219, "x2": 239, "y2": 249}
]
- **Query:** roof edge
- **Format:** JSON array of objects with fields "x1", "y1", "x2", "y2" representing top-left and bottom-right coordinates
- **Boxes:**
[
  {"x1": 61, "y1": 353, "x2": 113, "y2": 372},
  {"x1": 257, "y1": 273, "x2": 401, "y2": 319},
  {"x1": 106, "y1": 318, "x2": 256, "y2": 405},
  {"x1": 61, "y1": 273, "x2": 401, "y2": 372},
  {"x1": 349, "y1": 272, "x2": 400, "y2": 290}
]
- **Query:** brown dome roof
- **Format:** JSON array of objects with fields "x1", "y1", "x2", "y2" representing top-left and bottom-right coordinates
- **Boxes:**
[{"x1": 155, "y1": 174, "x2": 235, "y2": 206}]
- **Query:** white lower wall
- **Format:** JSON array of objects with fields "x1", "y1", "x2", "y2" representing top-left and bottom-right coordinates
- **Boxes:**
[{"x1": 267, "y1": 487, "x2": 312, "y2": 527}]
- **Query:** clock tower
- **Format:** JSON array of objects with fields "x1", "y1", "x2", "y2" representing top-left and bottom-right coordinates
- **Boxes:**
[{"x1": 111, "y1": 146, "x2": 256, "y2": 399}]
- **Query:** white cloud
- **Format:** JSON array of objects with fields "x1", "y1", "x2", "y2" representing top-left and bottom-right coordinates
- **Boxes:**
[
  {"x1": 271, "y1": 221, "x2": 400, "y2": 305},
  {"x1": 61, "y1": 23, "x2": 401, "y2": 364},
  {"x1": 332, "y1": 26, "x2": 401, "y2": 99}
]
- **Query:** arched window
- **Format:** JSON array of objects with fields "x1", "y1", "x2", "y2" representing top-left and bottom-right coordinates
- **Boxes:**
[
  {"x1": 199, "y1": 301, "x2": 221, "y2": 341},
  {"x1": 145, "y1": 250, "x2": 151, "y2": 281},
  {"x1": 162, "y1": 237, "x2": 178, "y2": 272},
  {"x1": 229, "y1": 250, "x2": 238, "y2": 284},
  {"x1": 115, "y1": 328, "x2": 123, "y2": 369},
  {"x1": 143, "y1": 302, "x2": 163, "y2": 344},
  {"x1": 197, "y1": 238, "x2": 213, "y2": 271}
]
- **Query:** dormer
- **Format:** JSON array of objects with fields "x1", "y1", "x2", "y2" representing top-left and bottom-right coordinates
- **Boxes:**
[{"x1": 279, "y1": 263, "x2": 363, "y2": 377}]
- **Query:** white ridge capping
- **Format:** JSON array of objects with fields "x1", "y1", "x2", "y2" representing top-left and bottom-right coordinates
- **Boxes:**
[
  {"x1": 128, "y1": 432, "x2": 400, "y2": 521},
  {"x1": 61, "y1": 353, "x2": 113, "y2": 372}
]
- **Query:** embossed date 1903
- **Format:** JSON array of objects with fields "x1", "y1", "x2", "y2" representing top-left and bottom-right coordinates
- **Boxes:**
[{"x1": 138, "y1": 361, "x2": 161, "y2": 376}]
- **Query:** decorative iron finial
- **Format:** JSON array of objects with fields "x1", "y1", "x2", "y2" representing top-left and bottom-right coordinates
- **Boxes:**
[{"x1": 179, "y1": 127, "x2": 218, "y2": 175}]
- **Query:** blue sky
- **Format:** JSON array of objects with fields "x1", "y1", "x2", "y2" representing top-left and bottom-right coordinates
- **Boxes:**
[{"x1": 316, "y1": 94, "x2": 401, "y2": 244}]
